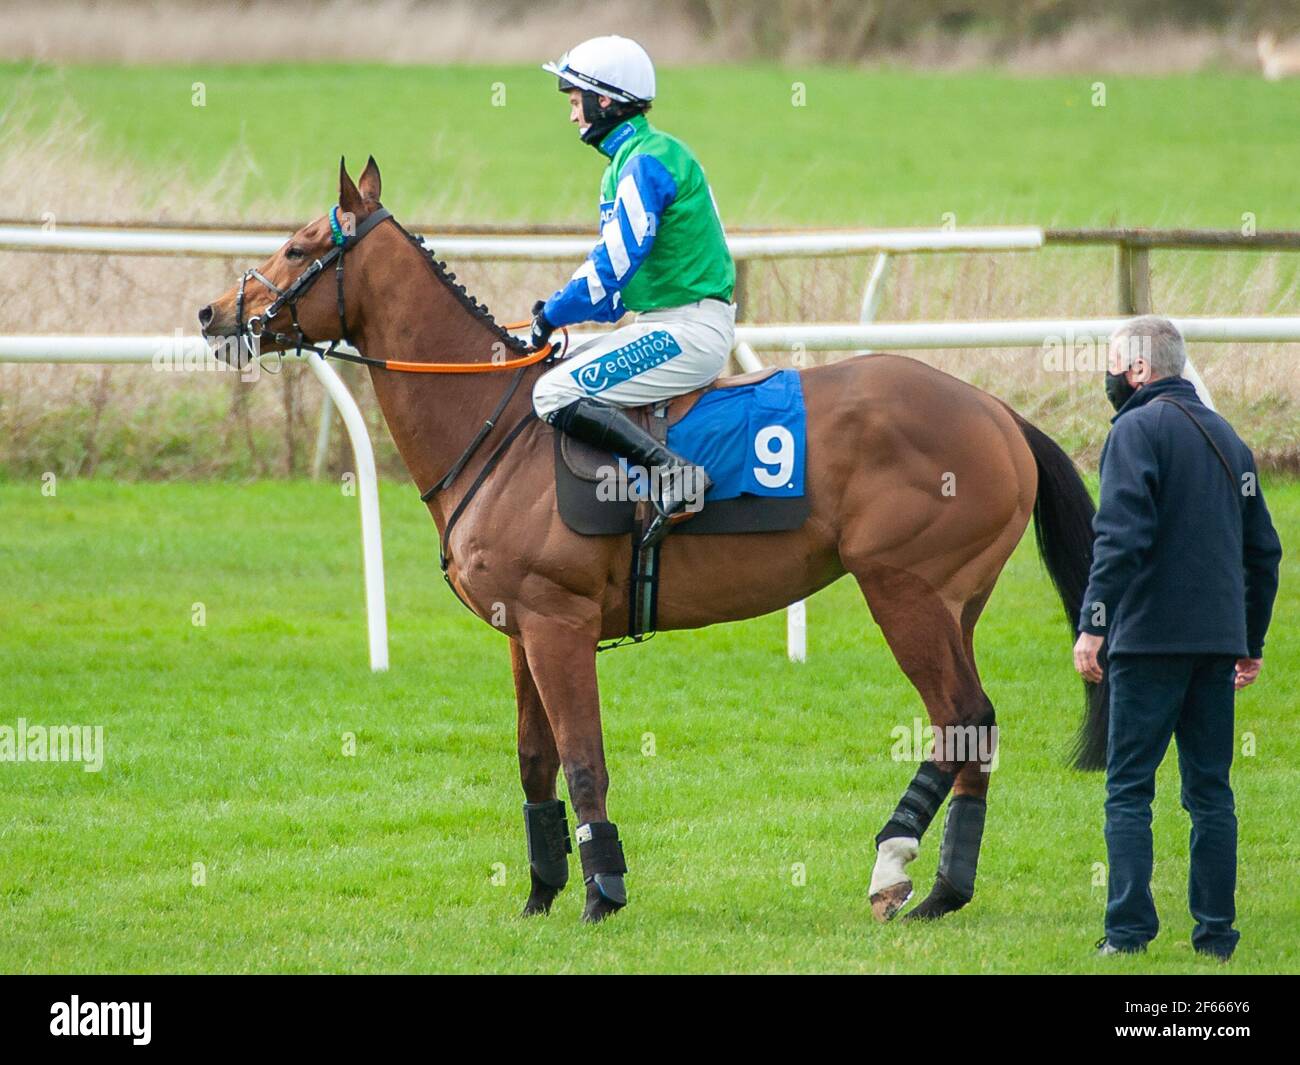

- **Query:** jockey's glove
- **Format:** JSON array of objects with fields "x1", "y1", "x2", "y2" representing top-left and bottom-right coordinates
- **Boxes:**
[{"x1": 530, "y1": 300, "x2": 555, "y2": 351}]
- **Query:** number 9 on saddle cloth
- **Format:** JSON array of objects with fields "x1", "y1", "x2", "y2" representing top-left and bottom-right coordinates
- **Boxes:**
[{"x1": 553, "y1": 365, "x2": 809, "y2": 538}]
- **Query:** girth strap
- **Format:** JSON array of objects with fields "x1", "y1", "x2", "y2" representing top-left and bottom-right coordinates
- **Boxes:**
[{"x1": 433, "y1": 411, "x2": 537, "y2": 609}]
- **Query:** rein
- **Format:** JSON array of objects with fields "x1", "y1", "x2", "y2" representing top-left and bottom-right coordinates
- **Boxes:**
[
  {"x1": 237, "y1": 205, "x2": 568, "y2": 370},
  {"x1": 235, "y1": 202, "x2": 566, "y2": 604},
  {"x1": 326, "y1": 339, "x2": 561, "y2": 374}
]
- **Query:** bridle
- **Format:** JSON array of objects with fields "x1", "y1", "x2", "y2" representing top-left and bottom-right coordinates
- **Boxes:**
[
  {"x1": 231, "y1": 202, "x2": 569, "y2": 601},
  {"x1": 236, "y1": 205, "x2": 388, "y2": 364}
]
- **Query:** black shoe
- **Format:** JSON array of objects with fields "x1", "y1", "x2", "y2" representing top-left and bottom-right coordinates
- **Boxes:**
[
  {"x1": 552, "y1": 398, "x2": 709, "y2": 546},
  {"x1": 1095, "y1": 936, "x2": 1146, "y2": 957}
]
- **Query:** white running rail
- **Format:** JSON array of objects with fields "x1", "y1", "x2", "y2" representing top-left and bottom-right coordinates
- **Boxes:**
[
  {"x1": 0, "y1": 223, "x2": 1045, "y2": 260},
  {"x1": 6, "y1": 315, "x2": 1295, "y2": 664},
  {"x1": 0, "y1": 335, "x2": 388, "y2": 672}
]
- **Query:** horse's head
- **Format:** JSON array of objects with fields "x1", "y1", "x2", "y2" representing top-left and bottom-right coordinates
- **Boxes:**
[{"x1": 199, "y1": 157, "x2": 385, "y2": 364}]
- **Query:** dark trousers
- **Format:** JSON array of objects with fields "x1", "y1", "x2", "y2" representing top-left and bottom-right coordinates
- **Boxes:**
[{"x1": 1104, "y1": 653, "x2": 1239, "y2": 958}]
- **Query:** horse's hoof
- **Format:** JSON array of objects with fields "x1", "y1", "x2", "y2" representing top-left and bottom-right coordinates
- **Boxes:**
[
  {"x1": 581, "y1": 897, "x2": 624, "y2": 923},
  {"x1": 581, "y1": 878, "x2": 626, "y2": 923},
  {"x1": 520, "y1": 874, "x2": 562, "y2": 917},
  {"x1": 870, "y1": 880, "x2": 913, "y2": 923},
  {"x1": 901, "y1": 877, "x2": 969, "y2": 922},
  {"x1": 521, "y1": 894, "x2": 554, "y2": 917}
]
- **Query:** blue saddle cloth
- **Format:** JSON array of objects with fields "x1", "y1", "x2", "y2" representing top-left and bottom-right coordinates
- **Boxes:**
[{"x1": 667, "y1": 368, "x2": 806, "y2": 502}]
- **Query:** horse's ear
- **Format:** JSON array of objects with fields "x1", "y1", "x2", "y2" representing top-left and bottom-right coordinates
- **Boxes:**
[
  {"x1": 339, "y1": 156, "x2": 365, "y2": 216},
  {"x1": 358, "y1": 156, "x2": 382, "y2": 204}
]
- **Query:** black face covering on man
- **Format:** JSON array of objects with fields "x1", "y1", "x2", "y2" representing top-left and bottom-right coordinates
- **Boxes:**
[{"x1": 1105, "y1": 370, "x2": 1137, "y2": 412}]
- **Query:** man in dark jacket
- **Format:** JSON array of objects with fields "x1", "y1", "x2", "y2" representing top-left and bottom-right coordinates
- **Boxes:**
[{"x1": 1073, "y1": 315, "x2": 1282, "y2": 961}]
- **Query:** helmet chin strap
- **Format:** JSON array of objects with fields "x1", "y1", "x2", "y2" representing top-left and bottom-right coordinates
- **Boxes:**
[{"x1": 578, "y1": 90, "x2": 637, "y2": 149}]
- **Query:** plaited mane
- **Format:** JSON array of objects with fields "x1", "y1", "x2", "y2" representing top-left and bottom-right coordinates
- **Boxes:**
[{"x1": 391, "y1": 218, "x2": 530, "y2": 355}]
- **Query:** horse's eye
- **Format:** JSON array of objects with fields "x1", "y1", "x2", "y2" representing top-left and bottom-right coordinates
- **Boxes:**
[{"x1": 285, "y1": 245, "x2": 305, "y2": 261}]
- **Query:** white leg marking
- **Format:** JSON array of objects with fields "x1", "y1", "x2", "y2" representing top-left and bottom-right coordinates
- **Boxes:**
[{"x1": 869, "y1": 836, "x2": 919, "y2": 896}]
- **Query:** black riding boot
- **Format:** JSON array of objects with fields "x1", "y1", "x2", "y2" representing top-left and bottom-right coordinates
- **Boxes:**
[{"x1": 551, "y1": 398, "x2": 710, "y2": 548}]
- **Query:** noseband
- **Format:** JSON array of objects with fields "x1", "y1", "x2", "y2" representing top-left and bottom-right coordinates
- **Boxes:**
[{"x1": 236, "y1": 205, "x2": 393, "y2": 362}]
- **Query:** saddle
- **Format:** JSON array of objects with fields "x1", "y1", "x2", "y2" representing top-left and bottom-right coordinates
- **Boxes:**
[{"x1": 554, "y1": 366, "x2": 810, "y2": 537}]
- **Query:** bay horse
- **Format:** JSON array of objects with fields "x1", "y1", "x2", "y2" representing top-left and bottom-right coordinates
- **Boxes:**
[{"x1": 199, "y1": 159, "x2": 1107, "y2": 924}]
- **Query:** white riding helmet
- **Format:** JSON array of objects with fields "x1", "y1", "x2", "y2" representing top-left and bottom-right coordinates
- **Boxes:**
[{"x1": 543, "y1": 36, "x2": 656, "y2": 104}]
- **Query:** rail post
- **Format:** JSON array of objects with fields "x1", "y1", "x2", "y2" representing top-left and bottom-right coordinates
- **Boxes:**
[{"x1": 1115, "y1": 242, "x2": 1152, "y2": 314}]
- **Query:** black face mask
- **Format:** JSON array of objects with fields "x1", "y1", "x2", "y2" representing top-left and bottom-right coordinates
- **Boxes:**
[{"x1": 1105, "y1": 371, "x2": 1137, "y2": 412}]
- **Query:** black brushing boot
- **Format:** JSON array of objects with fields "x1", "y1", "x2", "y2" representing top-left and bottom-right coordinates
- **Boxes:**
[
  {"x1": 905, "y1": 795, "x2": 987, "y2": 921},
  {"x1": 576, "y1": 820, "x2": 628, "y2": 923},
  {"x1": 521, "y1": 799, "x2": 572, "y2": 916},
  {"x1": 551, "y1": 397, "x2": 709, "y2": 549}
]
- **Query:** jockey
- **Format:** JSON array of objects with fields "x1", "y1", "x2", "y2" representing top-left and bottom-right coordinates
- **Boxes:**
[{"x1": 531, "y1": 35, "x2": 737, "y2": 548}]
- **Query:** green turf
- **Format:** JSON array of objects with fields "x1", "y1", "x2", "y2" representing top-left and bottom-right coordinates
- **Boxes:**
[
  {"x1": 5, "y1": 62, "x2": 1300, "y2": 226},
  {"x1": 0, "y1": 478, "x2": 1295, "y2": 973}
]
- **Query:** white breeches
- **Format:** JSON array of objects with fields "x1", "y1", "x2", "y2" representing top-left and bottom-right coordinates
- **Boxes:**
[{"x1": 532, "y1": 298, "x2": 736, "y2": 420}]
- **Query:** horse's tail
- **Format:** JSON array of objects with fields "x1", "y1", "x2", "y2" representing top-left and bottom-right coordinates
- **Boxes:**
[{"x1": 1009, "y1": 411, "x2": 1109, "y2": 771}]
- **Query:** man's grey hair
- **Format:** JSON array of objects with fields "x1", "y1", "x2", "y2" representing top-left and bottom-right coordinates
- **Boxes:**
[{"x1": 1110, "y1": 315, "x2": 1186, "y2": 380}]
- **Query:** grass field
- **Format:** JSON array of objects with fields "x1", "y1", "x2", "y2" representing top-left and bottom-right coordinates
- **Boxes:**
[
  {"x1": 1, "y1": 478, "x2": 1295, "y2": 974},
  {"x1": 4, "y1": 62, "x2": 1300, "y2": 227},
  {"x1": 0, "y1": 58, "x2": 1297, "y2": 973}
]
